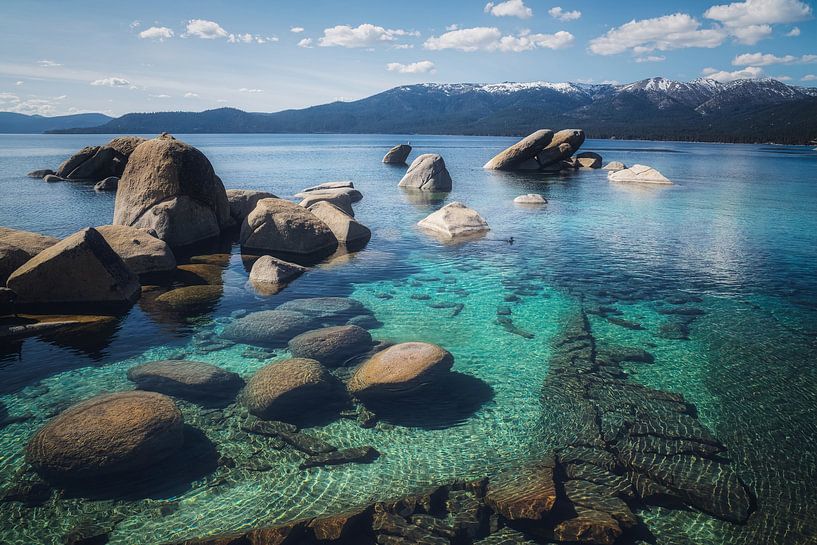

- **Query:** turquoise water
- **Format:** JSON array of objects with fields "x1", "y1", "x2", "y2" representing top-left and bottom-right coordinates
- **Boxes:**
[{"x1": 0, "y1": 134, "x2": 816, "y2": 544}]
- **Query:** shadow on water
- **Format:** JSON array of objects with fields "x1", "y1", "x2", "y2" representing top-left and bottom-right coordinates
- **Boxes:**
[{"x1": 361, "y1": 372, "x2": 495, "y2": 430}]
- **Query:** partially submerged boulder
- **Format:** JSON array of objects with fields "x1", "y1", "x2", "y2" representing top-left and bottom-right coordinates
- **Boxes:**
[
  {"x1": 608, "y1": 164, "x2": 672, "y2": 185},
  {"x1": 127, "y1": 360, "x2": 244, "y2": 401},
  {"x1": 288, "y1": 325, "x2": 373, "y2": 367},
  {"x1": 307, "y1": 201, "x2": 371, "y2": 244},
  {"x1": 221, "y1": 309, "x2": 316, "y2": 346},
  {"x1": 483, "y1": 129, "x2": 554, "y2": 170},
  {"x1": 242, "y1": 358, "x2": 342, "y2": 421},
  {"x1": 27, "y1": 169, "x2": 55, "y2": 178},
  {"x1": 513, "y1": 194, "x2": 547, "y2": 205},
  {"x1": 417, "y1": 202, "x2": 490, "y2": 240},
  {"x1": 277, "y1": 297, "x2": 367, "y2": 321},
  {"x1": 226, "y1": 189, "x2": 277, "y2": 223},
  {"x1": 602, "y1": 161, "x2": 626, "y2": 171},
  {"x1": 383, "y1": 144, "x2": 412, "y2": 164},
  {"x1": 56, "y1": 136, "x2": 146, "y2": 181},
  {"x1": 575, "y1": 152, "x2": 602, "y2": 169},
  {"x1": 300, "y1": 181, "x2": 354, "y2": 193},
  {"x1": 347, "y1": 342, "x2": 454, "y2": 397},
  {"x1": 249, "y1": 255, "x2": 308, "y2": 293},
  {"x1": 26, "y1": 391, "x2": 184, "y2": 481},
  {"x1": 95, "y1": 225, "x2": 176, "y2": 275},
  {"x1": 6, "y1": 227, "x2": 140, "y2": 306},
  {"x1": 154, "y1": 285, "x2": 222, "y2": 312},
  {"x1": 0, "y1": 227, "x2": 59, "y2": 284},
  {"x1": 537, "y1": 129, "x2": 585, "y2": 167},
  {"x1": 398, "y1": 154, "x2": 452, "y2": 191},
  {"x1": 239, "y1": 198, "x2": 338, "y2": 255},
  {"x1": 299, "y1": 191, "x2": 355, "y2": 217},
  {"x1": 93, "y1": 176, "x2": 118, "y2": 191},
  {"x1": 113, "y1": 134, "x2": 232, "y2": 247}
]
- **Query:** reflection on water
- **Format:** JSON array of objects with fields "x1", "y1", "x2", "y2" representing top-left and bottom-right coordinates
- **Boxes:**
[{"x1": 0, "y1": 135, "x2": 816, "y2": 544}]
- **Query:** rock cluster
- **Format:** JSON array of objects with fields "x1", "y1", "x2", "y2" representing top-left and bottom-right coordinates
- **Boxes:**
[
  {"x1": 484, "y1": 129, "x2": 589, "y2": 172},
  {"x1": 53, "y1": 136, "x2": 145, "y2": 181}
]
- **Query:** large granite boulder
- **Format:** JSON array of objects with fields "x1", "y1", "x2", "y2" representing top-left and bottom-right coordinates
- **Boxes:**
[
  {"x1": 417, "y1": 202, "x2": 490, "y2": 239},
  {"x1": 239, "y1": 198, "x2": 338, "y2": 255},
  {"x1": 398, "y1": 154, "x2": 452, "y2": 191},
  {"x1": 483, "y1": 129, "x2": 554, "y2": 170},
  {"x1": 26, "y1": 391, "x2": 184, "y2": 481},
  {"x1": 347, "y1": 342, "x2": 454, "y2": 397},
  {"x1": 95, "y1": 225, "x2": 176, "y2": 275},
  {"x1": 113, "y1": 134, "x2": 231, "y2": 247},
  {"x1": 249, "y1": 255, "x2": 308, "y2": 288},
  {"x1": 226, "y1": 189, "x2": 277, "y2": 223},
  {"x1": 575, "y1": 152, "x2": 602, "y2": 169},
  {"x1": 0, "y1": 227, "x2": 59, "y2": 284},
  {"x1": 537, "y1": 129, "x2": 585, "y2": 167},
  {"x1": 299, "y1": 191, "x2": 355, "y2": 217},
  {"x1": 242, "y1": 358, "x2": 342, "y2": 421},
  {"x1": 56, "y1": 136, "x2": 146, "y2": 181},
  {"x1": 307, "y1": 201, "x2": 371, "y2": 244},
  {"x1": 6, "y1": 227, "x2": 140, "y2": 306},
  {"x1": 221, "y1": 309, "x2": 316, "y2": 346},
  {"x1": 383, "y1": 144, "x2": 412, "y2": 164},
  {"x1": 127, "y1": 360, "x2": 244, "y2": 401},
  {"x1": 607, "y1": 164, "x2": 672, "y2": 185},
  {"x1": 288, "y1": 325, "x2": 373, "y2": 367}
]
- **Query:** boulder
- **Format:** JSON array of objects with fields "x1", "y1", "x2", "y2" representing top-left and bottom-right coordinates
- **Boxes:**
[
  {"x1": 55, "y1": 146, "x2": 99, "y2": 178},
  {"x1": 27, "y1": 169, "x2": 55, "y2": 178},
  {"x1": 155, "y1": 285, "x2": 222, "y2": 311},
  {"x1": 94, "y1": 176, "x2": 118, "y2": 191},
  {"x1": 575, "y1": 152, "x2": 602, "y2": 169},
  {"x1": 240, "y1": 198, "x2": 338, "y2": 255},
  {"x1": 26, "y1": 391, "x2": 184, "y2": 481},
  {"x1": 299, "y1": 191, "x2": 355, "y2": 217},
  {"x1": 537, "y1": 129, "x2": 585, "y2": 167},
  {"x1": 175, "y1": 263, "x2": 223, "y2": 285},
  {"x1": 602, "y1": 161, "x2": 626, "y2": 171},
  {"x1": 43, "y1": 174, "x2": 63, "y2": 183},
  {"x1": 0, "y1": 287, "x2": 15, "y2": 315},
  {"x1": 249, "y1": 255, "x2": 308, "y2": 288},
  {"x1": 347, "y1": 342, "x2": 454, "y2": 397},
  {"x1": 277, "y1": 297, "x2": 367, "y2": 321},
  {"x1": 95, "y1": 225, "x2": 176, "y2": 275},
  {"x1": 288, "y1": 325, "x2": 373, "y2": 366},
  {"x1": 607, "y1": 164, "x2": 672, "y2": 185},
  {"x1": 483, "y1": 129, "x2": 554, "y2": 170},
  {"x1": 127, "y1": 360, "x2": 243, "y2": 401},
  {"x1": 0, "y1": 227, "x2": 59, "y2": 284},
  {"x1": 57, "y1": 137, "x2": 146, "y2": 181},
  {"x1": 114, "y1": 134, "x2": 232, "y2": 247},
  {"x1": 383, "y1": 144, "x2": 412, "y2": 164},
  {"x1": 242, "y1": 358, "x2": 342, "y2": 421},
  {"x1": 226, "y1": 189, "x2": 277, "y2": 222},
  {"x1": 221, "y1": 309, "x2": 316, "y2": 346},
  {"x1": 513, "y1": 194, "x2": 547, "y2": 205},
  {"x1": 294, "y1": 186, "x2": 363, "y2": 203},
  {"x1": 300, "y1": 181, "x2": 354, "y2": 193},
  {"x1": 417, "y1": 202, "x2": 490, "y2": 239},
  {"x1": 307, "y1": 201, "x2": 371, "y2": 244},
  {"x1": 398, "y1": 154, "x2": 452, "y2": 191},
  {"x1": 6, "y1": 227, "x2": 140, "y2": 306}
]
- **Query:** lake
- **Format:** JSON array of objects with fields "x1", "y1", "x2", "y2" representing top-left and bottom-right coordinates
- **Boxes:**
[{"x1": 1, "y1": 134, "x2": 816, "y2": 544}]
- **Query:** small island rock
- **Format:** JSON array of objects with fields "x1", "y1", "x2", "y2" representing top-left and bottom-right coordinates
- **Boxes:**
[
  {"x1": 513, "y1": 194, "x2": 548, "y2": 205},
  {"x1": 602, "y1": 161, "x2": 626, "y2": 171},
  {"x1": 398, "y1": 154, "x2": 452, "y2": 191},
  {"x1": 383, "y1": 144, "x2": 412, "y2": 164},
  {"x1": 608, "y1": 164, "x2": 672, "y2": 185},
  {"x1": 417, "y1": 202, "x2": 490, "y2": 239},
  {"x1": 575, "y1": 152, "x2": 602, "y2": 169}
]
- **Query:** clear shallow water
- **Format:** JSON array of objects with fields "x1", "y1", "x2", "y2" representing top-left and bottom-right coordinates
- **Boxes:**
[{"x1": 0, "y1": 134, "x2": 816, "y2": 544}]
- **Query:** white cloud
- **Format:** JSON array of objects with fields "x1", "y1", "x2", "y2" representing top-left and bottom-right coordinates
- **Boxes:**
[
  {"x1": 393, "y1": 43, "x2": 413, "y2": 49},
  {"x1": 290, "y1": 27, "x2": 305, "y2": 33},
  {"x1": 730, "y1": 23, "x2": 772, "y2": 44},
  {"x1": 318, "y1": 24, "x2": 419, "y2": 48},
  {"x1": 446, "y1": 24, "x2": 460, "y2": 31},
  {"x1": 732, "y1": 52, "x2": 798, "y2": 65},
  {"x1": 484, "y1": 0, "x2": 533, "y2": 19},
  {"x1": 802, "y1": 55, "x2": 817, "y2": 63},
  {"x1": 228, "y1": 33, "x2": 277, "y2": 44},
  {"x1": 37, "y1": 59, "x2": 61, "y2": 67},
  {"x1": 701, "y1": 65, "x2": 764, "y2": 82},
  {"x1": 239, "y1": 88, "x2": 264, "y2": 93},
  {"x1": 298, "y1": 37, "x2": 313, "y2": 48},
  {"x1": 589, "y1": 13, "x2": 727, "y2": 55},
  {"x1": 772, "y1": 75, "x2": 793, "y2": 80},
  {"x1": 139, "y1": 26, "x2": 174, "y2": 41},
  {"x1": 548, "y1": 7, "x2": 582, "y2": 21},
  {"x1": 130, "y1": 20, "x2": 141, "y2": 29},
  {"x1": 704, "y1": 0, "x2": 811, "y2": 28},
  {"x1": 424, "y1": 27, "x2": 573, "y2": 52},
  {"x1": 786, "y1": 26, "x2": 800, "y2": 36},
  {"x1": 90, "y1": 77, "x2": 131, "y2": 87},
  {"x1": 0, "y1": 93, "x2": 63, "y2": 115},
  {"x1": 802, "y1": 74, "x2": 817, "y2": 81},
  {"x1": 184, "y1": 19, "x2": 229, "y2": 39},
  {"x1": 15, "y1": 81, "x2": 23, "y2": 86},
  {"x1": 635, "y1": 55, "x2": 666, "y2": 62},
  {"x1": 386, "y1": 60, "x2": 436, "y2": 74},
  {"x1": 149, "y1": 94, "x2": 171, "y2": 98},
  {"x1": 184, "y1": 92, "x2": 199, "y2": 98}
]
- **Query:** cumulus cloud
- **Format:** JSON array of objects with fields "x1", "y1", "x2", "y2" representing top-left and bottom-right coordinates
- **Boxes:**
[
  {"x1": 239, "y1": 88, "x2": 264, "y2": 93},
  {"x1": 386, "y1": 60, "x2": 436, "y2": 74},
  {"x1": 704, "y1": 0, "x2": 811, "y2": 28},
  {"x1": 0, "y1": 93, "x2": 66, "y2": 116},
  {"x1": 424, "y1": 27, "x2": 573, "y2": 52},
  {"x1": 548, "y1": 7, "x2": 582, "y2": 21},
  {"x1": 589, "y1": 13, "x2": 726, "y2": 55},
  {"x1": 701, "y1": 65, "x2": 764, "y2": 82},
  {"x1": 730, "y1": 23, "x2": 772, "y2": 44},
  {"x1": 37, "y1": 59, "x2": 61, "y2": 67},
  {"x1": 318, "y1": 24, "x2": 418, "y2": 48},
  {"x1": 184, "y1": 19, "x2": 229, "y2": 39},
  {"x1": 446, "y1": 24, "x2": 460, "y2": 31},
  {"x1": 732, "y1": 52, "x2": 817, "y2": 65},
  {"x1": 229, "y1": 33, "x2": 277, "y2": 44},
  {"x1": 298, "y1": 38, "x2": 313, "y2": 48},
  {"x1": 139, "y1": 26, "x2": 174, "y2": 41},
  {"x1": 290, "y1": 27, "x2": 304, "y2": 33},
  {"x1": 90, "y1": 77, "x2": 130, "y2": 87},
  {"x1": 802, "y1": 74, "x2": 817, "y2": 81},
  {"x1": 484, "y1": 0, "x2": 533, "y2": 19},
  {"x1": 786, "y1": 27, "x2": 800, "y2": 36},
  {"x1": 184, "y1": 92, "x2": 199, "y2": 98},
  {"x1": 636, "y1": 55, "x2": 666, "y2": 62}
]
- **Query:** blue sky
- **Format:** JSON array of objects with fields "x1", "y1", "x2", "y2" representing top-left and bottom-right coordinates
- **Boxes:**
[{"x1": 1, "y1": 0, "x2": 815, "y2": 116}]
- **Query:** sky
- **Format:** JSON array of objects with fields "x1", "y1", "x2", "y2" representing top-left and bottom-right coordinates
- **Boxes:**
[{"x1": 1, "y1": 0, "x2": 815, "y2": 117}]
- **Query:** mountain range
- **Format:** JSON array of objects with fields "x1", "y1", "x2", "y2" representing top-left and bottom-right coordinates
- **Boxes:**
[
  {"x1": 0, "y1": 112, "x2": 113, "y2": 134},
  {"x1": 4, "y1": 77, "x2": 817, "y2": 144}
]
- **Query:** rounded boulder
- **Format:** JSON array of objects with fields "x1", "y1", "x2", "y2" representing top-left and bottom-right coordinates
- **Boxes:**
[
  {"x1": 127, "y1": 360, "x2": 244, "y2": 401},
  {"x1": 288, "y1": 325, "x2": 373, "y2": 367},
  {"x1": 221, "y1": 309, "x2": 316, "y2": 346},
  {"x1": 347, "y1": 342, "x2": 454, "y2": 397}
]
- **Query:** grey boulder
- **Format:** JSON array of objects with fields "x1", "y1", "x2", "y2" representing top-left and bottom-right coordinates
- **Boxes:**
[
  {"x1": 127, "y1": 359, "x2": 244, "y2": 401},
  {"x1": 398, "y1": 154, "x2": 452, "y2": 191},
  {"x1": 240, "y1": 198, "x2": 338, "y2": 255},
  {"x1": 95, "y1": 224, "x2": 176, "y2": 275},
  {"x1": 483, "y1": 130, "x2": 554, "y2": 170},
  {"x1": 383, "y1": 144, "x2": 412, "y2": 164},
  {"x1": 226, "y1": 189, "x2": 278, "y2": 222},
  {"x1": 307, "y1": 201, "x2": 371, "y2": 244},
  {"x1": 288, "y1": 325, "x2": 373, "y2": 367}
]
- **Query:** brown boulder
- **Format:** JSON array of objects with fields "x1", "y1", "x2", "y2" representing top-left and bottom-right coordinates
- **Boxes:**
[
  {"x1": 483, "y1": 129, "x2": 554, "y2": 170},
  {"x1": 347, "y1": 342, "x2": 453, "y2": 397},
  {"x1": 575, "y1": 152, "x2": 602, "y2": 169},
  {"x1": 127, "y1": 360, "x2": 243, "y2": 401},
  {"x1": 57, "y1": 137, "x2": 146, "y2": 181},
  {"x1": 398, "y1": 154, "x2": 452, "y2": 191},
  {"x1": 95, "y1": 225, "x2": 176, "y2": 275},
  {"x1": 383, "y1": 144, "x2": 412, "y2": 164},
  {"x1": 307, "y1": 201, "x2": 371, "y2": 244},
  {"x1": 288, "y1": 325, "x2": 373, "y2": 366},
  {"x1": 248, "y1": 255, "x2": 308, "y2": 292},
  {"x1": 537, "y1": 129, "x2": 585, "y2": 167},
  {"x1": 226, "y1": 189, "x2": 278, "y2": 222},
  {"x1": 239, "y1": 198, "x2": 338, "y2": 255},
  {"x1": 485, "y1": 463, "x2": 558, "y2": 521},
  {"x1": 0, "y1": 227, "x2": 59, "y2": 284}
]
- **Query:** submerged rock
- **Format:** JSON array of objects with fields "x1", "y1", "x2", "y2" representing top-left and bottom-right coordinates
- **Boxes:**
[
  {"x1": 483, "y1": 129, "x2": 554, "y2": 170},
  {"x1": 575, "y1": 152, "x2": 603, "y2": 169},
  {"x1": 277, "y1": 297, "x2": 368, "y2": 321},
  {"x1": 6, "y1": 227, "x2": 140, "y2": 306},
  {"x1": 248, "y1": 255, "x2": 308, "y2": 289},
  {"x1": 348, "y1": 342, "x2": 453, "y2": 397},
  {"x1": 300, "y1": 446, "x2": 379, "y2": 469},
  {"x1": 485, "y1": 462, "x2": 558, "y2": 521},
  {"x1": 114, "y1": 134, "x2": 232, "y2": 247},
  {"x1": 95, "y1": 224, "x2": 176, "y2": 275},
  {"x1": 127, "y1": 360, "x2": 244, "y2": 401},
  {"x1": 155, "y1": 285, "x2": 222, "y2": 312},
  {"x1": 513, "y1": 194, "x2": 548, "y2": 205},
  {"x1": 383, "y1": 144, "x2": 412, "y2": 164},
  {"x1": 221, "y1": 309, "x2": 316, "y2": 346},
  {"x1": 608, "y1": 164, "x2": 672, "y2": 184},
  {"x1": 288, "y1": 325, "x2": 373, "y2": 367},
  {"x1": 0, "y1": 227, "x2": 59, "y2": 284},
  {"x1": 307, "y1": 201, "x2": 371, "y2": 244},
  {"x1": 242, "y1": 358, "x2": 343, "y2": 421},
  {"x1": 239, "y1": 198, "x2": 338, "y2": 255},
  {"x1": 398, "y1": 154, "x2": 452, "y2": 191},
  {"x1": 417, "y1": 202, "x2": 490, "y2": 240},
  {"x1": 26, "y1": 391, "x2": 184, "y2": 481},
  {"x1": 27, "y1": 169, "x2": 55, "y2": 178},
  {"x1": 226, "y1": 189, "x2": 278, "y2": 223}
]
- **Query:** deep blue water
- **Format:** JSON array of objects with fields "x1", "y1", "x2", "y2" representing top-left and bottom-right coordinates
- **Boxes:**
[{"x1": 0, "y1": 134, "x2": 816, "y2": 544}]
